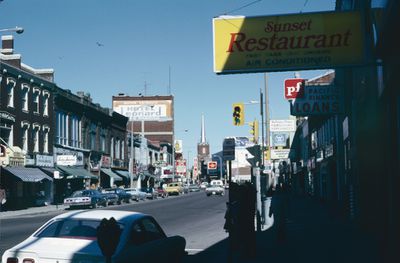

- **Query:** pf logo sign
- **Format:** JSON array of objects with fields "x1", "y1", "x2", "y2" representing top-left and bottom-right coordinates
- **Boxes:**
[{"x1": 284, "y1": 79, "x2": 305, "y2": 100}]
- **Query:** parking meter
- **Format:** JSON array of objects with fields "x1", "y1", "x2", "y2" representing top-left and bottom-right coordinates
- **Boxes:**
[{"x1": 97, "y1": 217, "x2": 122, "y2": 263}]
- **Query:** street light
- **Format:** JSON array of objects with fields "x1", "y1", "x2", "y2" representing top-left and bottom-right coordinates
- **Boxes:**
[{"x1": 0, "y1": 27, "x2": 24, "y2": 34}]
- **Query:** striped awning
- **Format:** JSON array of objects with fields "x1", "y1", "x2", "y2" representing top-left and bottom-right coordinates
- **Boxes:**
[
  {"x1": 57, "y1": 166, "x2": 98, "y2": 180},
  {"x1": 2, "y1": 167, "x2": 53, "y2": 182},
  {"x1": 101, "y1": 168, "x2": 122, "y2": 181}
]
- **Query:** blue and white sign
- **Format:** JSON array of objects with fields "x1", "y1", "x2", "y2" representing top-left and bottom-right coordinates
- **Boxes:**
[{"x1": 272, "y1": 132, "x2": 289, "y2": 147}]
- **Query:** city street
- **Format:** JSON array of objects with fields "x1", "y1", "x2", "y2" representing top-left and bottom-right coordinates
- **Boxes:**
[{"x1": 0, "y1": 191, "x2": 228, "y2": 258}]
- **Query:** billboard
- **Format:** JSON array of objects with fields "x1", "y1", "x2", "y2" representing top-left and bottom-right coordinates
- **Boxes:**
[
  {"x1": 213, "y1": 11, "x2": 365, "y2": 74},
  {"x1": 113, "y1": 99, "x2": 173, "y2": 121}
]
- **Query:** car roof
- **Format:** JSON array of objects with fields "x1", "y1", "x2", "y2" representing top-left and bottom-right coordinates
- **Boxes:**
[{"x1": 51, "y1": 210, "x2": 147, "y2": 223}]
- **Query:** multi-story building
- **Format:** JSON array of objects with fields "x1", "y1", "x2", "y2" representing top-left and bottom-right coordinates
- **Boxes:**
[
  {"x1": 0, "y1": 35, "x2": 55, "y2": 209},
  {"x1": 112, "y1": 94, "x2": 171, "y2": 184},
  {"x1": 53, "y1": 88, "x2": 129, "y2": 195}
]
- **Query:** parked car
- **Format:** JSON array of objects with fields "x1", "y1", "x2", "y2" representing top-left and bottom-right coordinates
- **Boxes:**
[
  {"x1": 102, "y1": 191, "x2": 119, "y2": 205},
  {"x1": 188, "y1": 184, "x2": 200, "y2": 192},
  {"x1": 165, "y1": 182, "x2": 183, "y2": 196},
  {"x1": 156, "y1": 187, "x2": 168, "y2": 198},
  {"x1": 2, "y1": 210, "x2": 187, "y2": 263},
  {"x1": 125, "y1": 188, "x2": 147, "y2": 201},
  {"x1": 141, "y1": 187, "x2": 158, "y2": 200},
  {"x1": 63, "y1": 190, "x2": 108, "y2": 209},
  {"x1": 102, "y1": 188, "x2": 132, "y2": 204},
  {"x1": 205, "y1": 184, "x2": 225, "y2": 196},
  {"x1": 200, "y1": 182, "x2": 209, "y2": 190}
]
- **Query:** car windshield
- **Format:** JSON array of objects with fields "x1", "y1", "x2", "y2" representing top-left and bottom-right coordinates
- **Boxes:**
[{"x1": 35, "y1": 219, "x2": 124, "y2": 240}]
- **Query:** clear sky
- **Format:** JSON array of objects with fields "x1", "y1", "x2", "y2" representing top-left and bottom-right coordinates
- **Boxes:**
[{"x1": 1, "y1": 0, "x2": 335, "y2": 164}]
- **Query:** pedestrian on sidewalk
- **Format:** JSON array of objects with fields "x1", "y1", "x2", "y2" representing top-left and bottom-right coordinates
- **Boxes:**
[{"x1": 269, "y1": 183, "x2": 289, "y2": 244}]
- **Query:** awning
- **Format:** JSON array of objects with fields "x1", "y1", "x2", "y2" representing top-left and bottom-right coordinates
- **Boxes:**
[
  {"x1": 101, "y1": 168, "x2": 122, "y2": 181},
  {"x1": 57, "y1": 166, "x2": 98, "y2": 180},
  {"x1": 113, "y1": 170, "x2": 136, "y2": 180},
  {"x1": 3, "y1": 167, "x2": 53, "y2": 182},
  {"x1": 39, "y1": 167, "x2": 65, "y2": 179}
]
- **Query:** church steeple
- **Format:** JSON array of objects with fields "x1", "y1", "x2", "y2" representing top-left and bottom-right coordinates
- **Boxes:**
[{"x1": 200, "y1": 114, "x2": 206, "y2": 144}]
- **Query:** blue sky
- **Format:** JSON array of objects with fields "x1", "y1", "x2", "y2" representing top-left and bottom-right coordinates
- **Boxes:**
[{"x1": 1, "y1": 0, "x2": 335, "y2": 164}]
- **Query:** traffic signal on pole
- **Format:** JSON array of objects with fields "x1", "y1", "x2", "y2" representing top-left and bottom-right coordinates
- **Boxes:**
[
  {"x1": 249, "y1": 120, "x2": 259, "y2": 144},
  {"x1": 232, "y1": 103, "x2": 244, "y2": 126}
]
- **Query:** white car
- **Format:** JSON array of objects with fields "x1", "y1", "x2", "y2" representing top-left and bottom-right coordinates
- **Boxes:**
[
  {"x1": 205, "y1": 185, "x2": 225, "y2": 196},
  {"x1": 125, "y1": 187, "x2": 147, "y2": 202},
  {"x1": 2, "y1": 210, "x2": 186, "y2": 263}
]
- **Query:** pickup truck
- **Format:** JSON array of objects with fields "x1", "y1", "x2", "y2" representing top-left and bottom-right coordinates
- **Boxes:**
[{"x1": 165, "y1": 182, "x2": 183, "y2": 196}]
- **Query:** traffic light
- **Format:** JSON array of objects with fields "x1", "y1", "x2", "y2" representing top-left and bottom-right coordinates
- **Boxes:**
[
  {"x1": 249, "y1": 120, "x2": 259, "y2": 144},
  {"x1": 232, "y1": 103, "x2": 244, "y2": 126}
]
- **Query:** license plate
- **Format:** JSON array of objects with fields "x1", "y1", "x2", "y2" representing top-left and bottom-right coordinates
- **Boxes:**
[{"x1": 212, "y1": 191, "x2": 216, "y2": 195}]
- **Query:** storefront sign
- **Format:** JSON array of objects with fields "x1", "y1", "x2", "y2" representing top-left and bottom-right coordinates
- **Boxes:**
[
  {"x1": 56, "y1": 155, "x2": 77, "y2": 166},
  {"x1": 36, "y1": 154, "x2": 54, "y2": 167},
  {"x1": 270, "y1": 149, "x2": 290, "y2": 160},
  {"x1": 213, "y1": 11, "x2": 365, "y2": 74},
  {"x1": 290, "y1": 85, "x2": 343, "y2": 116},
  {"x1": 270, "y1": 120, "x2": 296, "y2": 132},
  {"x1": 101, "y1": 156, "x2": 111, "y2": 168},
  {"x1": 54, "y1": 147, "x2": 84, "y2": 166},
  {"x1": 175, "y1": 160, "x2": 187, "y2": 175},
  {"x1": 285, "y1": 79, "x2": 305, "y2": 99}
]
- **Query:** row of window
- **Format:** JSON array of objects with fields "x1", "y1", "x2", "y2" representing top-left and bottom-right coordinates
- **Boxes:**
[
  {"x1": 56, "y1": 111, "x2": 125, "y2": 159},
  {"x1": 3, "y1": 122, "x2": 50, "y2": 153},
  {"x1": 6, "y1": 77, "x2": 50, "y2": 115}
]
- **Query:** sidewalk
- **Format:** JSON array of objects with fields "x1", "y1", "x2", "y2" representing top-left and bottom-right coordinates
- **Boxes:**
[
  {"x1": 0, "y1": 204, "x2": 67, "y2": 219},
  {"x1": 185, "y1": 194, "x2": 381, "y2": 263}
]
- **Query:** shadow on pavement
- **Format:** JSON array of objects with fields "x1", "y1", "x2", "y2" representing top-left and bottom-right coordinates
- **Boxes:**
[{"x1": 184, "y1": 195, "x2": 381, "y2": 263}]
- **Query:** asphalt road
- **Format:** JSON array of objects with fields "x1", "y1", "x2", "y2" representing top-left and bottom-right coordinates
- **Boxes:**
[{"x1": 0, "y1": 190, "x2": 228, "y2": 258}]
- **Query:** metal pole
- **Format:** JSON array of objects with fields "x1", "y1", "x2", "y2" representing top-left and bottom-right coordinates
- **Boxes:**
[
  {"x1": 264, "y1": 73, "x2": 270, "y2": 149},
  {"x1": 129, "y1": 121, "x2": 134, "y2": 188},
  {"x1": 260, "y1": 89, "x2": 265, "y2": 168}
]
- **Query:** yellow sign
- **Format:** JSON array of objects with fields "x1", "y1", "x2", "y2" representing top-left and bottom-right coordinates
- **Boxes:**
[{"x1": 213, "y1": 11, "x2": 365, "y2": 74}]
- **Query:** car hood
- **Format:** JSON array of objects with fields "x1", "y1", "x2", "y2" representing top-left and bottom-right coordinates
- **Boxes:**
[{"x1": 6, "y1": 237, "x2": 104, "y2": 261}]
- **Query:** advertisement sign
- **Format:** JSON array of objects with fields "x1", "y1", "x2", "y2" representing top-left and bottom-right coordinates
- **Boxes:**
[
  {"x1": 113, "y1": 99, "x2": 173, "y2": 121},
  {"x1": 101, "y1": 156, "x2": 111, "y2": 168},
  {"x1": 269, "y1": 120, "x2": 296, "y2": 132},
  {"x1": 174, "y1": 140, "x2": 183, "y2": 153},
  {"x1": 207, "y1": 161, "x2": 218, "y2": 170},
  {"x1": 56, "y1": 155, "x2": 77, "y2": 166},
  {"x1": 285, "y1": 79, "x2": 305, "y2": 99},
  {"x1": 271, "y1": 149, "x2": 290, "y2": 160},
  {"x1": 272, "y1": 132, "x2": 289, "y2": 147},
  {"x1": 213, "y1": 11, "x2": 364, "y2": 74},
  {"x1": 54, "y1": 147, "x2": 84, "y2": 166},
  {"x1": 290, "y1": 85, "x2": 343, "y2": 116},
  {"x1": 175, "y1": 160, "x2": 187, "y2": 175},
  {"x1": 35, "y1": 154, "x2": 54, "y2": 167}
]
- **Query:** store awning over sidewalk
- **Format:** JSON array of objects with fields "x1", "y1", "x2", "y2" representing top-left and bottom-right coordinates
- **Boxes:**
[
  {"x1": 57, "y1": 166, "x2": 98, "y2": 180},
  {"x1": 2, "y1": 167, "x2": 53, "y2": 182},
  {"x1": 101, "y1": 168, "x2": 122, "y2": 181},
  {"x1": 113, "y1": 170, "x2": 136, "y2": 180}
]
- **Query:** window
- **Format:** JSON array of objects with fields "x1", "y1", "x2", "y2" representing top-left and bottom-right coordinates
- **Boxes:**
[
  {"x1": 90, "y1": 123, "x2": 97, "y2": 150},
  {"x1": 42, "y1": 91, "x2": 50, "y2": 116},
  {"x1": 115, "y1": 138, "x2": 120, "y2": 159},
  {"x1": 110, "y1": 137, "x2": 114, "y2": 159},
  {"x1": 33, "y1": 124, "x2": 40, "y2": 152},
  {"x1": 43, "y1": 126, "x2": 50, "y2": 153},
  {"x1": 21, "y1": 122, "x2": 30, "y2": 152},
  {"x1": 6, "y1": 77, "x2": 16, "y2": 108},
  {"x1": 21, "y1": 83, "x2": 30, "y2": 112},
  {"x1": 33, "y1": 87, "x2": 41, "y2": 114}
]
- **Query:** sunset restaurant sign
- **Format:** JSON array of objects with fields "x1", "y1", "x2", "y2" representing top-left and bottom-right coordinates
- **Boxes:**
[{"x1": 213, "y1": 11, "x2": 365, "y2": 74}]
